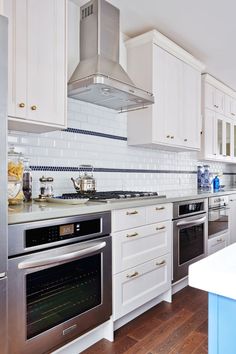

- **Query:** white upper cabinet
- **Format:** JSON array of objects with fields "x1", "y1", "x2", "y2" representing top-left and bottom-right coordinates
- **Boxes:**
[
  {"x1": 126, "y1": 30, "x2": 205, "y2": 152},
  {"x1": 1, "y1": 0, "x2": 67, "y2": 133},
  {"x1": 181, "y1": 62, "x2": 201, "y2": 149},
  {"x1": 225, "y1": 95, "x2": 236, "y2": 118},
  {"x1": 201, "y1": 74, "x2": 236, "y2": 163},
  {"x1": 205, "y1": 83, "x2": 225, "y2": 114}
]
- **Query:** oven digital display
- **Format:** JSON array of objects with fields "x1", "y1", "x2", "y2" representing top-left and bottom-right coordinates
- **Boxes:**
[{"x1": 59, "y1": 224, "x2": 74, "y2": 236}]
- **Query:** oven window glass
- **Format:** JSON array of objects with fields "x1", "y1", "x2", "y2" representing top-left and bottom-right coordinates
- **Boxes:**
[
  {"x1": 179, "y1": 224, "x2": 204, "y2": 265},
  {"x1": 26, "y1": 254, "x2": 101, "y2": 339},
  {"x1": 208, "y1": 209, "x2": 228, "y2": 237}
]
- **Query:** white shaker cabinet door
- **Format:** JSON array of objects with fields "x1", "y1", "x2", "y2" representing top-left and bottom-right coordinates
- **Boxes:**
[
  {"x1": 154, "y1": 45, "x2": 182, "y2": 146},
  {"x1": 182, "y1": 63, "x2": 201, "y2": 149},
  {"x1": 3, "y1": 0, "x2": 67, "y2": 131},
  {"x1": 205, "y1": 83, "x2": 225, "y2": 114},
  {"x1": 203, "y1": 109, "x2": 217, "y2": 159}
]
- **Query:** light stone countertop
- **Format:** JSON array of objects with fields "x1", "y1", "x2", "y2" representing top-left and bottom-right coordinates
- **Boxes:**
[
  {"x1": 189, "y1": 243, "x2": 236, "y2": 300},
  {"x1": 8, "y1": 187, "x2": 236, "y2": 225}
]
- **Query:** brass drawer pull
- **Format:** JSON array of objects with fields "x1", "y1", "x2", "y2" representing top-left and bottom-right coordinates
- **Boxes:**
[
  {"x1": 126, "y1": 211, "x2": 138, "y2": 215},
  {"x1": 126, "y1": 271, "x2": 139, "y2": 278},
  {"x1": 156, "y1": 226, "x2": 165, "y2": 231},
  {"x1": 184, "y1": 138, "x2": 188, "y2": 142},
  {"x1": 155, "y1": 206, "x2": 165, "y2": 211},
  {"x1": 156, "y1": 260, "x2": 166, "y2": 267},
  {"x1": 166, "y1": 135, "x2": 170, "y2": 138},
  {"x1": 31, "y1": 105, "x2": 37, "y2": 111},
  {"x1": 170, "y1": 136, "x2": 174, "y2": 139},
  {"x1": 126, "y1": 232, "x2": 139, "y2": 238},
  {"x1": 217, "y1": 238, "x2": 223, "y2": 243},
  {"x1": 214, "y1": 104, "x2": 219, "y2": 108},
  {"x1": 19, "y1": 102, "x2": 25, "y2": 108}
]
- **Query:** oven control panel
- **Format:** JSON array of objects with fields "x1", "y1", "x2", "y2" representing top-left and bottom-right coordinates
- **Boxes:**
[{"x1": 25, "y1": 219, "x2": 101, "y2": 247}]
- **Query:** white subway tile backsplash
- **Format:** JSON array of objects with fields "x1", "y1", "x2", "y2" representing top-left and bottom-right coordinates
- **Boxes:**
[{"x1": 8, "y1": 98, "x2": 236, "y2": 196}]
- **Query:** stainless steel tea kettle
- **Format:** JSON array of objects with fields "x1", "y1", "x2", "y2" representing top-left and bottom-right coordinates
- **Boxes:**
[{"x1": 71, "y1": 165, "x2": 96, "y2": 194}]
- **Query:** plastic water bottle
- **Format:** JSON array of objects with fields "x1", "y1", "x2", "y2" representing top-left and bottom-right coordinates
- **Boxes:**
[{"x1": 213, "y1": 175, "x2": 220, "y2": 191}]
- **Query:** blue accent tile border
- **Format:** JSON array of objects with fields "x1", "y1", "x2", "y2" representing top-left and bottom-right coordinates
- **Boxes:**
[
  {"x1": 29, "y1": 165, "x2": 236, "y2": 175},
  {"x1": 63, "y1": 128, "x2": 127, "y2": 141},
  {"x1": 30, "y1": 165, "x2": 196, "y2": 174}
]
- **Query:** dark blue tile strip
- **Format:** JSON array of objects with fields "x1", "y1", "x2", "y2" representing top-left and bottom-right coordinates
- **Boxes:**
[
  {"x1": 29, "y1": 166, "x2": 236, "y2": 175},
  {"x1": 30, "y1": 165, "x2": 198, "y2": 174},
  {"x1": 63, "y1": 127, "x2": 127, "y2": 141}
]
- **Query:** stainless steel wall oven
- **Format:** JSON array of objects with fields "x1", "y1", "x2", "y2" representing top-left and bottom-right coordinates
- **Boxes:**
[
  {"x1": 208, "y1": 196, "x2": 229, "y2": 238},
  {"x1": 173, "y1": 199, "x2": 208, "y2": 283},
  {"x1": 8, "y1": 212, "x2": 111, "y2": 354}
]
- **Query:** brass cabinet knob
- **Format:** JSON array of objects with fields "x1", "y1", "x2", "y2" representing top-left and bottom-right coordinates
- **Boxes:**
[
  {"x1": 19, "y1": 103, "x2": 25, "y2": 108},
  {"x1": 184, "y1": 138, "x2": 188, "y2": 142},
  {"x1": 31, "y1": 105, "x2": 37, "y2": 111}
]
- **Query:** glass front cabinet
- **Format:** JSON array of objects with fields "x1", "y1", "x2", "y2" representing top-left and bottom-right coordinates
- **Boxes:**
[{"x1": 203, "y1": 109, "x2": 236, "y2": 162}]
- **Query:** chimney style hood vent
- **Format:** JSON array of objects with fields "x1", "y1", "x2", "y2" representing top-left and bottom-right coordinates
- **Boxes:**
[{"x1": 68, "y1": 0, "x2": 154, "y2": 112}]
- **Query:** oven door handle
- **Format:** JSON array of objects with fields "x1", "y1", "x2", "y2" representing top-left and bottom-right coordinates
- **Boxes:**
[
  {"x1": 176, "y1": 216, "x2": 206, "y2": 228},
  {"x1": 17, "y1": 241, "x2": 107, "y2": 270}
]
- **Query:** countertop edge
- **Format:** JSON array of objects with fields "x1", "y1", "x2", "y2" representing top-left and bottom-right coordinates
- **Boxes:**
[
  {"x1": 8, "y1": 188, "x2": 236, "y2": 225},
  {"x1": 189, "y1": 243, "x2": 236, "y2": 300}
]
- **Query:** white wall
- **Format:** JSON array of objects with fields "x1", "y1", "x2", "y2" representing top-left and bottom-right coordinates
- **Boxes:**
[{"x1": 8, "y1": 98, "x2": 235, "y2": 197}]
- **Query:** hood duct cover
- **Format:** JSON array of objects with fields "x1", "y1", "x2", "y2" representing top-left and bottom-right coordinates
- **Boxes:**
[{"x1": 68, "y1": 0, "x2": 154, "y2": 112}]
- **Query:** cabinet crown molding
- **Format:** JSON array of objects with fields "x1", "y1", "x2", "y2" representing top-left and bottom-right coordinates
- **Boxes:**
[
  {"x1": 202, "y1": 73, "x2": 236, "y2": 98},
  {"x1": 126, "y1": 29, "x2": 205, "y2": 72}
]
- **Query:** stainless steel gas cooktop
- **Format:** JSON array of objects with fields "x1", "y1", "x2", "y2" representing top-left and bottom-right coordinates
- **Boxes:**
[{"x1": 61, "y1": 191, "x2": 166, "y2": 203}]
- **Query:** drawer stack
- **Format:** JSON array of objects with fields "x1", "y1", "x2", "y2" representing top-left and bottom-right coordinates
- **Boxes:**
[{"x1": 112, "y1": 203, "x2": 172, "y2": 320}]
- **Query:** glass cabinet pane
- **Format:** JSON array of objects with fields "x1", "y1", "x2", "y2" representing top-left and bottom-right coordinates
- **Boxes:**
[
  {"x1": 217, "y1": 119, "x2": 223, "y2": 155},
  {"x1": 226, "y1": 122, "x2": 231, "y2": 156}
]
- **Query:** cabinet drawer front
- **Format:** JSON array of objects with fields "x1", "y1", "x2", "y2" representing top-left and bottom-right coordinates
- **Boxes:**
[
  {"x1": 208, "y1": 234, "x2": 227, "y2": 255},
  {"x1": 146, "y1": 203, "x2": 172, "y2": 224},
  {"x1": 113, "y1": 221, "x2": 171, "y2": 274},
  {"x1": 112, "y1": 207, "x2": 146, "y2": 232},
  {"x1": 113, "y1": 254, "x2": 171, "y2": 320}
]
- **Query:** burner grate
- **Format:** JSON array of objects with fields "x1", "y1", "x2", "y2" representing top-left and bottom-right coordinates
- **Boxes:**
[{"x1": 61, "y1": 191, "x2": 165, "y2": 202}]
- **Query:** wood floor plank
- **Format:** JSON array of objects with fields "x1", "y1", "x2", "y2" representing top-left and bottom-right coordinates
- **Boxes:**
[
  {"x1": 124, "y1": 309, "x2": 193, "y2": 354},
  {"x1": 169, "y1": 332, "x2": 207, "y2": 354},
  {"x1": 150, "y1": 307, "x2": 208, "y2": 353},
  {"x1": 81, "y1": 335, "x2": 137, "y2": 354}
]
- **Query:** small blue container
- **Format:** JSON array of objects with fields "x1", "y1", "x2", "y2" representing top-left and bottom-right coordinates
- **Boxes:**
[{"x1": 213, "y1": 175, "x2": 220, "y2": 191}]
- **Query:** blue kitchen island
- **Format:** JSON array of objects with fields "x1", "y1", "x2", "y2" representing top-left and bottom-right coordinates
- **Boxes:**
[{"x1": 189, "y1": 243, "x2": 236, "y2": 354}]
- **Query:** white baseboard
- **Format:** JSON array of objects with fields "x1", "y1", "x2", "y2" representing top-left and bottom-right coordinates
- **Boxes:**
[{"x1": 172, "y1": 276, "x2": 189, "y2": 295}]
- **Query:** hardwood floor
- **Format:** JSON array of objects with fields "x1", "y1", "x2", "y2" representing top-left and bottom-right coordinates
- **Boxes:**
[{"x1": 82, "y1": 286, "x2": 208, "y2": 354}]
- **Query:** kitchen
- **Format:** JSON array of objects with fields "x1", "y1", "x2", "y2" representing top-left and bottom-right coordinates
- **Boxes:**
[{"x1": 1, "y1": 0, "x2": 236, "y2": 353}]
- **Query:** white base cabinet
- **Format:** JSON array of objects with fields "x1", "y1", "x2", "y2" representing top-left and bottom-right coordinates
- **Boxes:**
[
  {"x1": 112, "y1": 203, "x2": 172, "y2": 321},
  {"x1": 113, "y1": 254, "x2": 171, "y2": 321},
  {"x1": 208, "y1": 233, "x2": 228, "y2": 256},
  {"x1": 1, "y1": 0, "x2": 67, "y2": 133}
]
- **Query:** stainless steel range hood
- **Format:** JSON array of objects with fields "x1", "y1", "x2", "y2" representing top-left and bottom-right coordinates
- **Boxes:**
[{"x1": 68, "y1": 0, "x2": 154, "y2": 112}]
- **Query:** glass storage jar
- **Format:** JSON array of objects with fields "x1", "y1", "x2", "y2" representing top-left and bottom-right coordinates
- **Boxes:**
[{"x1": 8, "y1": 146, "x2": 24, "y2": 205}]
